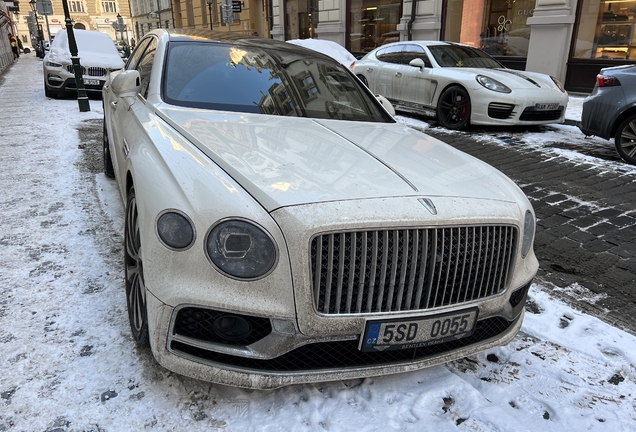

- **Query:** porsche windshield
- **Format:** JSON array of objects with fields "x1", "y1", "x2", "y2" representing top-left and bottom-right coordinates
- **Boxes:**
[
  {"x1": 163, "y1": 42, "x2": 391, "y2": 122},
  {"x1": 428, "y1": 45, "x2": 503, "y2": 69}
]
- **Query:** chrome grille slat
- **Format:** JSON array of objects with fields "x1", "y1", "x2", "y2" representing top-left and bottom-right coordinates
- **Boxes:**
[{"x1": 312, "y1": 226, "x2": 517, "y2": 315}]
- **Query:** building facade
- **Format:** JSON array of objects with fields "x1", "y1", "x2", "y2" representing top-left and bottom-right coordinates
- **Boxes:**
[
  {"x1": 128, "y1": 0, "x2": 172, "y2": 43},
  {"x1": 10, "y1": 0, "x2": 132, "y2": 48}
]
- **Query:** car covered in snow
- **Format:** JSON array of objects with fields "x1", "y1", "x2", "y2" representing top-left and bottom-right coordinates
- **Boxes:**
[
  {"x1": 43, "y1": 29, "x2": 124, "y2": 99},
  {"x1": 350, "y1": 41, "x2": 569, "y2": 130},
  {"x1": 102, "y1": 29, "x2": 538, "y2": 389}
]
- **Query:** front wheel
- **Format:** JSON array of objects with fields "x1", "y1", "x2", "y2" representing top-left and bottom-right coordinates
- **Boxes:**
[
  {"x1": 125, "y1": 187, "x2": 150, "y2": 347},
  {"x1": 614, "y1": 114, "x2": 636, "y2": 165},
  {"x1": 436, "y1": 86, "x2": 471, "y2": 130}
]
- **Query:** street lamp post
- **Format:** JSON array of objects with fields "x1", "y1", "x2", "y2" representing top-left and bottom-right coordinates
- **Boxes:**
[
  {"x1": 61, "y1": 0, "x2": 90, "y2": 112},
  {"x1": 28, "y1": 0, "x2": 43, "y2": 57},
  {"x1": 206, "y1": 0, "x2": 214, "y2": 30}
]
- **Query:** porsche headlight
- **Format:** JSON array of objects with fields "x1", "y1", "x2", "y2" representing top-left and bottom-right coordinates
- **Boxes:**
[
  {"x1": 206, "y1": 219, "x2": 278, "y2": 280},
  {"x1": 521, "y1": 210, "x2": 535, "y2": 258},
  {"x1": 476, "y1": 75, "x2": 511, "y2": 93},
  {"x1": 157, "y1": 211, "x2": 195, "y2": 250},
  {"x1": 550, "y1": 76, "x2": 566, "y2": 93}
]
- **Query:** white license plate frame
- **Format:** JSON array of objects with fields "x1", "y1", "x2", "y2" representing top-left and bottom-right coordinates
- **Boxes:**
[{"x1": 359, "y1": 307, "x2": 479, "y2": 352}]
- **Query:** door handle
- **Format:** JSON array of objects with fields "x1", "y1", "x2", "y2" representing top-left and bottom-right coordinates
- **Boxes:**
[
  {"x1": 110, "y1": 101, "x2": 117, "y2": 109},
  {"x1": 395, "y1": 72, "x2": 402, "y2": 78}
]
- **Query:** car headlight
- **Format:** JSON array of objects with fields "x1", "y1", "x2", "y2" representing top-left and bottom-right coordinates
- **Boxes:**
[
  {"x1": 521, "y1": 210, "x2": 535, "y2": 258},
  {"x1": 206, "y1": 219, "x2": 278, "y2": 280},
  {"x1": 46, "y1": 61, "x2": 62, "y2": 68},
  {"x1": 157, "y1": 211, "x2": 195, "y2": 250},
  {"x1": 550, "y1": 76, "x2": 566, "y2": 93},
  {"x1": 476, "y1": 75, "x2": 511, "y2": 93}
]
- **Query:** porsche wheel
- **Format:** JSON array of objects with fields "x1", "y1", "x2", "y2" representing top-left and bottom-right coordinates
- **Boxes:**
[
  {"x1": 614, "y1": 114, "x2": 636, "y2": 165},
  {"x1": 125, "y1": 187, "x2": 150, "y2": 347},
  {"x1": 437, "y1": 85, "x2": 471, "y2": 130},
  {"x1": 103, "y1": 120, "x2": 115, "y2": 178}
]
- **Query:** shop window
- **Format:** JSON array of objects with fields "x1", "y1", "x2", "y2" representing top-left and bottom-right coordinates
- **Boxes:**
[
  {"x1": 573, "y1": 0, "x2": 636, "y2": 60},
  {"x1": 443, "y1": 0, "x2": 534, "y2": 57},
  {"x1": 349, "y1": 0, "x2": 402, "y2": 54}
]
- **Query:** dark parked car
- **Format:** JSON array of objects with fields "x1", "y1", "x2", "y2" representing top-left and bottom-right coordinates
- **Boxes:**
[{"x1": 578, "y1": 65, "x2": 636, "y2": 165}]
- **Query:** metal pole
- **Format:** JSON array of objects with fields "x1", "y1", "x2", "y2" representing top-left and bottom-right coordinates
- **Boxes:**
[
  {"x1": 44, "y1": 14, "x2": 51, "y2": 42},
  {"x1": 208, "y1": 3, "x2": 213, "y2": 30},
  {"x1": 61, "y1": 0, "x2": 90, "y2": 112},
  {"x1": 157, "y1": 0, "x2": 162, "y2": 28}
]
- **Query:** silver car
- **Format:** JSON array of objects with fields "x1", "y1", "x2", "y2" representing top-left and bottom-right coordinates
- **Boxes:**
[
  {"x1": 103, "y1": 29, "x2": 538, "y2": 389},
  {"x1": 579, "y1": 65, "x2": 636, "y2": 165}
]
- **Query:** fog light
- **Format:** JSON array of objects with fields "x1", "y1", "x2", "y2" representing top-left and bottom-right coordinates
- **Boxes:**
[
  {"x1": 212, "y1": 314, "x2": 252, "y2": 341},
  {"x1": 509, "y1": 282, "x2": 531, "y2": 307}
]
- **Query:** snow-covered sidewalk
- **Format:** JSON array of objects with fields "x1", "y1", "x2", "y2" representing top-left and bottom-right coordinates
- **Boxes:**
[{"x1": 0, "y1": 54, "x2": 635, "y2": 432}]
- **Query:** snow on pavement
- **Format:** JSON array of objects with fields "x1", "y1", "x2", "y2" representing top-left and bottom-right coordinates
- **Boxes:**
[{"x1": 0, "y1": 54, "x2": 635, "y2": 432}]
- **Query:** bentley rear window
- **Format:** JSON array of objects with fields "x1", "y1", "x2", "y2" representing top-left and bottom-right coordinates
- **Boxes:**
[{"x1": 163, "y1": 42, "x2": 392, "y2": 122}]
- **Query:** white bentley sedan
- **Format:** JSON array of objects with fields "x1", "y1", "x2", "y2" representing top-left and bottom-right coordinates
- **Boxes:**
[
  {"x1": 351, "y1": 41, "x2": 568, "y2": 130},
  {"x1": 103, "y1": 29, "x2": 538, "y2": 389}
]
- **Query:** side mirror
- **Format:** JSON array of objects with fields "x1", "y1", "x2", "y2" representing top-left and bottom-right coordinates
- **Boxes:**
[
  {"x1": 375, "y1": 94, "x2": 396, "y2": 117},
  {"x1": 409, "y1": 58, "x2": 426, "y2": 69},
  {"x1": 111, "y1": 70, "x2": 141, "y2": 99}
]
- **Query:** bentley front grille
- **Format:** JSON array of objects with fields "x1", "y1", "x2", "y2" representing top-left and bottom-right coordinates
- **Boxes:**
[
  {"x1": 65, "y1": 65, "x2": 107, "y2": 77},
  {"x1": 311, "y1": 226, "x2": 517, "y2": 315}
]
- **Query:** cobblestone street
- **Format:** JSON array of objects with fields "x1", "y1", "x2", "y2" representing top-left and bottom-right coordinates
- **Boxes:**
[{"x1": 427, "y1": 127, "x2": 636, "y2": 335}]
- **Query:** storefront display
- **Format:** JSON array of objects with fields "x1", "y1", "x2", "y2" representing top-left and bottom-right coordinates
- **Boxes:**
[
  {"x1": 348, "y1": 0, "x2": 401, "y2": 54},
  {"x1": 573, "y1": 0, "x2": 635, "y2": 61}
]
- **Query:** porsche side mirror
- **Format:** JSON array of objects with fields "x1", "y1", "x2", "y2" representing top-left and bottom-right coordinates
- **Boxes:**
[
  {"x1": 409, "y1": 58, "x2": 426, "y2": 69},
  {"x1": 375, "y1": 95, "x2": 396, "y2": 117}
]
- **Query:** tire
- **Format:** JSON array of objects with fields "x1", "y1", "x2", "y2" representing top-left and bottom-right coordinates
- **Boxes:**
[
  {"x1": 103, "y1": 120, "x2": 115, "y2": 178},
  {"x1": 125, "y1": 187, "x2": 150, "y2": 347},
  {"x1": 44, "y1": 79, "x2": 55, "y2": 98},
  {"x1": 614, "y1": 114, "x2": 636, "y2": 165},
  {"x1": 357, "y1": 74, "x2": 369, "y2": 87},
  {"x1": 436, "y1": 85, "x2": 471, "y2": 130}
]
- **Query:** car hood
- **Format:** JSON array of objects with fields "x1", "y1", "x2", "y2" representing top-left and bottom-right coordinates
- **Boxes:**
[
  {"x1": 447, "y1": 68, "x2": 561, "y2": 91},
  {"x1": 156, "y1": 106, "x2": 527, "y2": 212}
]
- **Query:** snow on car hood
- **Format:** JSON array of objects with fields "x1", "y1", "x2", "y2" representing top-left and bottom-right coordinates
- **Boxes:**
[
  {"x1": 45, "y1": 29, "x2": 124, "y2": 69},
  {"x1": 157, "y1": 107, "x2": 527, "y2": 211}
]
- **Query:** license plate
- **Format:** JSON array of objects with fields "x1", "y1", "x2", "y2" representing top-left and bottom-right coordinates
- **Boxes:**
[
  {"x1": 534, "y1": 103, "x2": 559, "y2": 111},
  {"x1": 84, "y1": 79, "x2": 100, "y2": 86},
  {"x1": 360, "y1": 308, "x2": 479, "y2": 352}
]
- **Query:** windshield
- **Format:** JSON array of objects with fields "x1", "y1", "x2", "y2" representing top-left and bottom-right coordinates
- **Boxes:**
[
  {"x1": 428, "y1": 45, "x2": 503, "y2": 69},
  {"x1": 163, "y1": 42, "x2": 392, "y2": 122}
]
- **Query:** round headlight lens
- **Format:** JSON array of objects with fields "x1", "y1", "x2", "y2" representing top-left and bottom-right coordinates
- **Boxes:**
[
  {"x1": 476, "y1": 75, "x2": 511, "y2": 93},
  {"x1": 206, "y1": 219, "x2": 277, "y2": 280},
  {"x1": 157, "y1": 211, "x2": 195, "y2": 250},
  {"x1": 521, "y1": 210, "x2": 535, "y2": 258}
]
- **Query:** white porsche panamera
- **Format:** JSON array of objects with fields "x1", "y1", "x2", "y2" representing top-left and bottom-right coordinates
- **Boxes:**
[
  {"x1": 103, "y1": 29, "x2": 538, "y2": 389},
  {"x1": 351, "y1": 41, "x2": 569, "y2": 130}
]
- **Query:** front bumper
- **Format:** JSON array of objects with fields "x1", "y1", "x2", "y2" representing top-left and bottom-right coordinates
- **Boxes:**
[{"x1": 146, "y1": 280, "x2": 531, "y2": 389}]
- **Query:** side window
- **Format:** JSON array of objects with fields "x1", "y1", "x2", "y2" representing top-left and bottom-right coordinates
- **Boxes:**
[
  {"x1": 376, "y1": 45, "x2": 404, "y2": 64},
  {"x1": 135, "y1": 38, "x2": 158, "y2": 99},
  {"x1": 402, "y1": 44, "x2": 432, "y2": 67},
  {"x1": 126, "y1": 38, "x2": 151, "y2": 71}
]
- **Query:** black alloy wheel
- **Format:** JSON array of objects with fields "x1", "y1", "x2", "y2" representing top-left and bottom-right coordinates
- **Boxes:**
[
  {"x1": 615, "y1": 114, "x2": 636, "y2": 165},
  {"x1": 103, "y1": 120, "x2": 115, "y2": 178},
  {"x1": 125, "y1": 187, "x2": 150, "y2": 347},
  {"x1": 437, "y1": 85, "x2": 471, "y2": 130}
]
